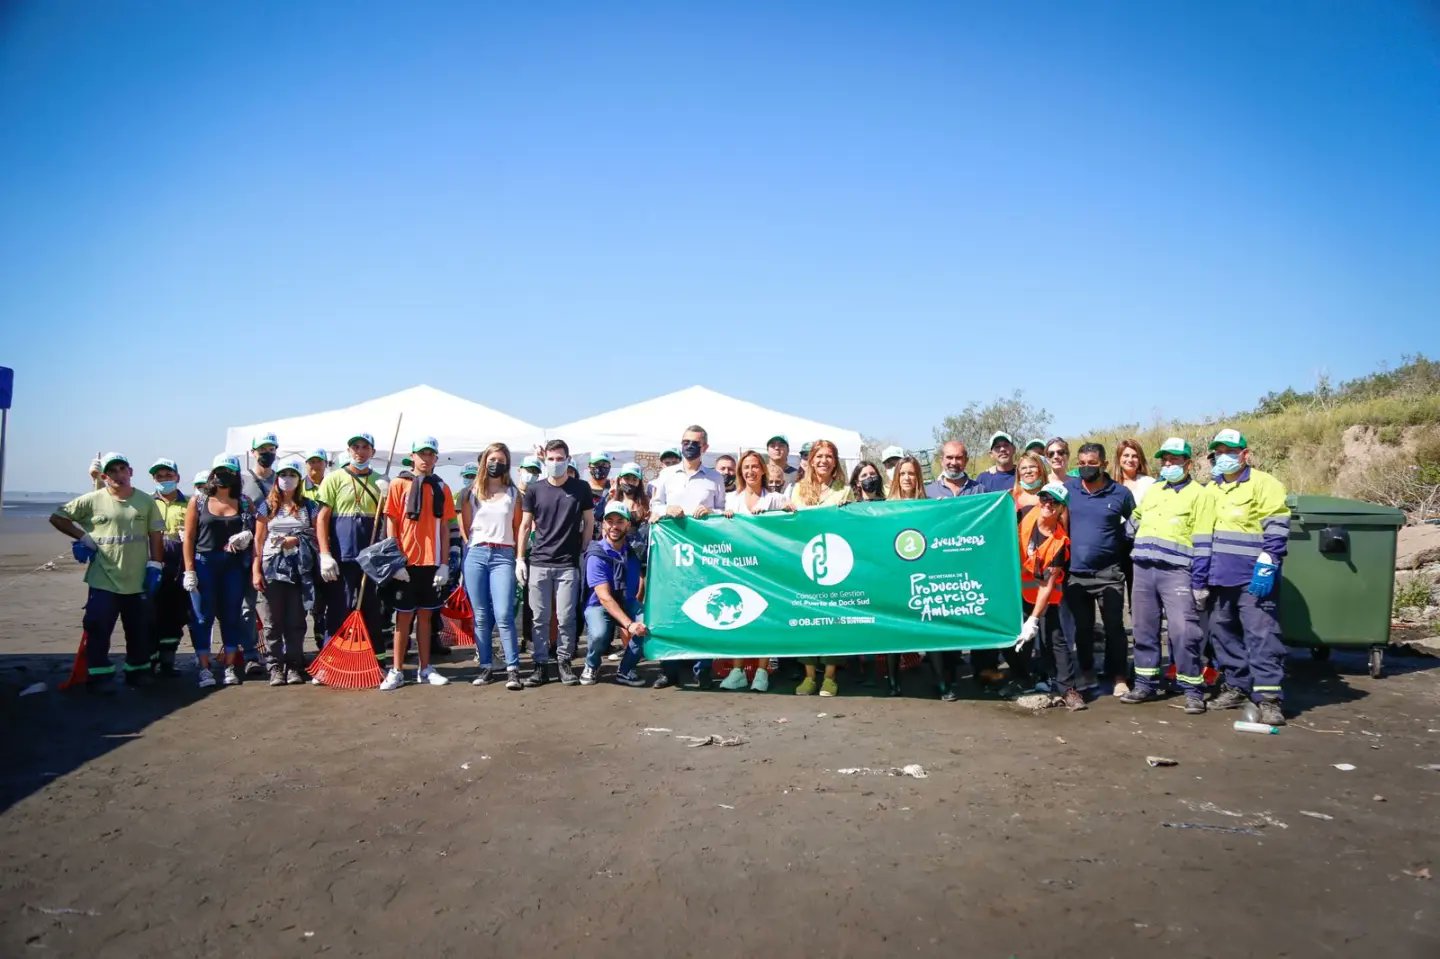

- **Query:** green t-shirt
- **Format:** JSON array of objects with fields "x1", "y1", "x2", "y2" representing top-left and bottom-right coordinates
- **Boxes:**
[{"x1": 56, "y1": 489, "x2": 162, "y2": 595}]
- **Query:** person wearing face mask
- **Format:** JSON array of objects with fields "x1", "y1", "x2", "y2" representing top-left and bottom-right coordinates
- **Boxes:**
[
  {"x1": 715, "y1": 454, "x2": 738, "y2": 495},
  {"x1": 517, "y1": 439, "x2": 595, "y2": 687},
  {"x1": 849, "y1": 460, "x2": 886, "y2": 503},
  {"x1": 50, "y1": 452, "x2": 166, "y2": 692},
  {"x1": 379, "y1": 438, "x2": 457, "y2": 690},
  {"x1": 1062, "y1": 443, "x2": 1137, "y2": 695},
  {"x1": 192, "y1": 470, "x2": 210, "y2": 493},
  {"x1": 1012, "y1": 483, "x2": 1087, "y2": 711},
  {"x1": 146, "y1": 458, "x2": 190, "y2": 677},
  {"x1": 1010, "y1": 451, "x2": 1048, "y2": 522},
  {"x1": 976, "y1": 432, "x2": 1020, "y2": 493},
  {"x1": 302, "y1": 450, "x2": 329, "y2": 649},
  {"x1": 184, "y1": 455, "x2": 262, "y2": 688},
  {"x1": 1202, "y1": 429, "x2": 1290, "y2": 726},
  {"x1": 651, "y1": 425, "x2": 728, "y2": 689},
  {"x1": 253, "y1": 458, "x2": 321, "y2": 686},
  {"x1": 586, "y1": 452, "x2": 613, "y2": 525},
  {"x1": 315, "y1": 432, "x2": 386, "y2": 659},
  {"x1": 1120, "y1": 438, "x2": 1214, "y2": 714},
  {"x1": 925, "y1": 441, "x2": 983, "y2": 498},
  {"x1": 237, "y1": 433, "x2": 280, "y2": 679},
  {"x1": 517, "y1": 455, "x2": 542, "y2": 491},
  {"x1": 461, "y1": 443, "x2": 523, "y2": 689},
  {"x1": 880, "y1": 446, "x2": 906, "y2": 484}
]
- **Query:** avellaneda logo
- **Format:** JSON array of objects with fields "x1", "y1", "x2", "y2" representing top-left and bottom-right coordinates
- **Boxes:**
[
  {"x1": 801, "y1": 533, "x2": 854, "y2": 586},
  {"x1": 681, "y1": 583, "x2": 769, "y2": 631}
]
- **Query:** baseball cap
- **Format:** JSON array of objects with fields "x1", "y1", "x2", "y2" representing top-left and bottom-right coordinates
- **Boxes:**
[
  {"x1": 400, "y1": 456, "x2": 414, "y2": 468},
  {"x1": 881, "y1": 445, "x2": 905, "y2": 463},
  {"x1": 988, "y1": 431, "x2": 1015, "y2": 449},
  {"x1": 211, "y1": 454, "x2": 241, "y2": 473},
  {"x1": 411, "y1": 437, "x2": 439, "y2": 454},
  {"x1": 304, "y1": 448, "x2": 328, "y2": 463},
  {"x1": 520, "y1": 455, "x2": 541, "y2": 472},
  {"x1": 276, "y1": 457, "x2": 304, "y2": 475},
  {"x1": 459, "y1": 463, "x2": 479, "y2": 478},
  {"x1": 1156, "y1": 437, "x2": 1193, "y2": 458},
  {"x1": 766, "y1": 434, "x2": 789, "y2": 447},
  {"x1": 617, "y1": 462, "x2": 643, "y2": 479},
  {"x1": 251, "y1": 432, "x2": 278, "y2": 451},
  {"x1": 1209, "y1": 428, "x2": 1248, "y2": 450},
  {"x1": 192, "y1": 469, "x2": 210, "y2": 488},
  {"x1": 660, "y1": 447, "x2": 681, "y2": 460},
  {"x1": 347, "y1": 432, "x2": 375, "y2": 447},
  {"x1": 1023, "y1": 439, "x2": 1045, "y2": 453},
  {"x1": 589, "y1": 451, "x2": 613, "y2": 465},
  {"x1": 100, "y1": 451, "x2": 129, "y2": 471},
  {"x1": 799, "y1": 442, "x2": 814, "y2": 456},
  {"x1": 1038, "y1": 482, "x2": 1069, "y2": 505},
  {"x1": 148, "y1": 458, "x2": 178, "y2": 476},
  {"x1": 602, "y1": 502, "x2": 631, "y2": 520}
]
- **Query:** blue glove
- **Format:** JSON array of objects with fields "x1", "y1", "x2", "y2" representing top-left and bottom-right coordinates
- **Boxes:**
[
  {"x1": 144, "y1": 561, "x2": 163, "y2": 597},
  {"x1": 72, "y1": 540, "x2": 97, "y2": 564},
  {"x1": 1248, "y1": 561, "x2": 1279, "y2": 598}
]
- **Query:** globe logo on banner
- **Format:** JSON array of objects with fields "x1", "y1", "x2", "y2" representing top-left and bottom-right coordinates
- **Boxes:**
[
  {"x1": 681, "y1": 583, "x2": 769, "y2": 631},
  {"x1": 801, "y1": 533, "x2": 854, "y2": 586}
]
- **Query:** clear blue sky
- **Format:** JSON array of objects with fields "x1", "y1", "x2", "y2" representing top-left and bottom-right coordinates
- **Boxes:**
[{"x1": 2, "y1": 1, "x2": 1438, "y2": 493}]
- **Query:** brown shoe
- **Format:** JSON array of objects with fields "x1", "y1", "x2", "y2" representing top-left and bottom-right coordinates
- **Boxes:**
[{"x1": 1062, "y1": 688, "x2": 1088, "y2": 711}]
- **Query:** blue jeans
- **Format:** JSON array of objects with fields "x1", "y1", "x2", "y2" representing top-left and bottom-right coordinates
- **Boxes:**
[
  {"x1": 584, "y1": 604, "x2": 619, "y2": 672},
  {"x1": 190, "y1": 549, "x2": 247, "y2": 655},
  {"x1": 463, "y1": 544, "x2": 518, "y2": 669}
]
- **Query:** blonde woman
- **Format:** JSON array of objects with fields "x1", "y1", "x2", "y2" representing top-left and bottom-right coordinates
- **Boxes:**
[
  {"x1": 718, "y1": 450, "x2": 792, "y2": 692},
  {"x1": 789, "y1": 440, "x2": 850, "y2": 696},
  {"x1": 1011, "y1": 451, "x2": 1048, "y2": 523},
  {"x1": 460, "y1": 443, "x2": 523, "y2": 689},
  {"x1": 886, "y1": 455, "x2": 927, "y2": 501},
  {"x1": 882, "y1": 455, "x2": 958, "y2": 699}
]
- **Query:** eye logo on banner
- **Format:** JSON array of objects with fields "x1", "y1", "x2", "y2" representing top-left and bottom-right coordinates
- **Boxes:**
[
  {"x1": 681, "y1": 583, "x2": 769, "y2": 631},
  {"x1": 801, "y1": 533, "x2": 854, "y2": 586}
]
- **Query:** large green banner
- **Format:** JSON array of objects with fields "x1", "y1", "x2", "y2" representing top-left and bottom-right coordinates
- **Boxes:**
[{"x1": 643, "y1": 494, "x2": 1023, "y2": 660}]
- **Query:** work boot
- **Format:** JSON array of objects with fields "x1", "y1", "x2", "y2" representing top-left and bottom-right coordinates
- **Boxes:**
[
  {"x1": 1120, "y1": 685, "x2": 1158, "y2": 705},
  {"x1": 1257, "y1": 697, "x2": 1286, "y2": 726},
  {"x1": 557, "y1": 659, "x2": 579, "y2": 686},
  {"x1": 1210, "y1": 685, "x2": 1249, "y2": 710},
  {"x1": 1184, "y1": 695, "x2": 1207, "y2": 715},
  {"x1": 525, "y1": 663, "x2": 551, "y2": 688}
]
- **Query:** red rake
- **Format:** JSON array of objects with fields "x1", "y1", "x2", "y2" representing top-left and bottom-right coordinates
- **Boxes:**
[
  {"x1": 439, "y1": 584, "x2": 476, "y2": 647},
  {"x1": 58, "y1": 631, "x2": 89, "y2": 690},
  {"x1": 309, "y1": 610, "x2": 383, "y2": 689}
]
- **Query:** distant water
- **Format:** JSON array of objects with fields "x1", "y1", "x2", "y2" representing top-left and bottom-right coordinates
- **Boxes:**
[{"x1": 3, "y1": 499, "x2": 68, "y2": 519}]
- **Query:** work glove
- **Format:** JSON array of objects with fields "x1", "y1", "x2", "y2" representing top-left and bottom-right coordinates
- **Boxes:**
[
  {"x1": 1013, "y1": 615, "x2": 1040, "y2": 651},
  {"x1": 375, "y1": 478, "x2": 390, "y2": 497},
  {"x1": 88, "y1": 457, "x2": 102, "y2": 479},
  {"x1": 1191, "y1": 588, "x2": 1210, "y2": 611},
  {"x1": 319, "y1": 553, "x2": 339, "y2": 582},
  {"x1": 183, "y1": 570, "x2": 199, "y2": 592},
  {"x1": 433, "y1": 565, "x2": 450, "y2": 589},
  {"x1": 515, "y1": 558, "x2": 528, "y2": 587},
  {"x1": 144, "y1": 561, "x2": 163, "y2": 597},
  {"x1": 72, "y1": 534, "x2": 98, "y2": 564},
  {"x1": 393, "y1": 567, "x2": 410, "y2": 582},
  {"x1": 1247, "y1": 553, "x2": 1279, "y2": 598},
  {"x1": 225, "y1": 530, "x2": 253, "y2": 553}
]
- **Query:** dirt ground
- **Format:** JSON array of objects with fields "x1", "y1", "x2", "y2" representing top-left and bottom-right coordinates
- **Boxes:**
[{"x1": 2, "y1": 516, "x2": 1438, "y2": 959}]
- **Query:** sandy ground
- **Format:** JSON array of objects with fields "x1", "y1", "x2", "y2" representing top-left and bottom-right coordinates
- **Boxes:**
[{"x1": 1, "y1": 512, "x2": 1439, "y2": 959}]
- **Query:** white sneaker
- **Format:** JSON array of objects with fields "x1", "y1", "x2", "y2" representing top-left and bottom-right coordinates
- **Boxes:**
[
  {"x1": 222, "y1": 666, "x2": 240, "y2": 686},
  {"x1": 606, "y1": 652, "x2": 621, "y2": 662},
  {"x1": 719, "y1": 667, "x2": 750, "y2": 690},
  {"x1": 380, "y1": 668, "x2": 406, "y2": 691},
  {"x1": 1112, "y1": 681, "x2": 1130, "y2": 698},
  {"x1": 197, "y1": 668, "x2": 217, "y2": 689},
  {"x1": 580, "y1": 666, "x2": 597, "y2": 686},
  {"x1": 750, "y1": 667, "x2": 770, "y2": 692},
  {"x1": 419, "y1": 666, "x2": 449, "y2": 686}
]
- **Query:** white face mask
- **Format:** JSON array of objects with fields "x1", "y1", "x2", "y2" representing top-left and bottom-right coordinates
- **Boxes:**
[
  {"x1": 546, "y1": 460, "x2": 568, "y2": 479},
  {"x1": 277, "y1": 475, "x2": 299, "y2": 492}
]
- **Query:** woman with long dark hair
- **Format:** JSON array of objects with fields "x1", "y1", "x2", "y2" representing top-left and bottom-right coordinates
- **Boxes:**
[
  {"x1": 252, "y1": 458, "x2": 320, "y2": 686},
  {"x1": 849, "y1": 460, "x2": 885, "y2": 503},
  {"x1": 183, "y1": 454, "x2": 260, "y2": 689},
  {"x1": 460, "y1": 442, "x2": 523, "y2": 689}
]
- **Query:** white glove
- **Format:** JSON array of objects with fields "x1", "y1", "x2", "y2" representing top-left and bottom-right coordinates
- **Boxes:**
[
  {"x1": 1192, "y1": 588, "x2": 1210, "y2": 611},
  {"x1": 376, "y1": 478, "x2": 390, "y2": 497},
  {"x1": 515, "y1": 559, "x2": 528, "y2": 586},
  {"x1": 1014, "y1": 615, "x2": 1040, "y2": 650},
  {"x1": 183, "y1": 570, "x2": 199, "y2": 592},
  {"x1": 226, "y1": 530, "x2": 253, "y2": 552},
  {"x1": 79, "y1": 532, "x2": 99, "y2": 551},
  {"x1": 319, "y1": 553, "x2": 339, "y2": 582},
  {"x1": 433, "y1": 565, "x2": 450, "y2": 589},
  {"x1": 88, "y1": 457, "x2": 102, "y2": 478},
  {"x1": 393, "y1": 567, "x2": 410, "y2": 582}
]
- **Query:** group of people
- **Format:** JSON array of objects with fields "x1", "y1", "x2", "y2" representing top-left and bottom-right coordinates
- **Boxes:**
[{"x1": 52, "y1": 421, "x2": 1292, "y2": 725}]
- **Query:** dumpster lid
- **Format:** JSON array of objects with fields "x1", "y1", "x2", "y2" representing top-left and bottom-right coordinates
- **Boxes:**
[{"x1": 1287, "y1": 494, "x2": 1406, "y2": 526}]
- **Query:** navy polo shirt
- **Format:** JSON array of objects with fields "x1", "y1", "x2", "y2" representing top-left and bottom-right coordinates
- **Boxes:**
[
  {"x1": 975, "y1": 468, "x2": 1017, "y2": 494},
  {"x1": 925, "y1": 475, "x2": 983, "y2": 498},
  {"x1": 1063, "y1": 475, "x2": 1135, "y2": 573}
]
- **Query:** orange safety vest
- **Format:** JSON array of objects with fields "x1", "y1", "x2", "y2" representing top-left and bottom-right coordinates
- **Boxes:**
[{"x1": 1019, "y1": 510, "x2": 1069, "y2": 607}]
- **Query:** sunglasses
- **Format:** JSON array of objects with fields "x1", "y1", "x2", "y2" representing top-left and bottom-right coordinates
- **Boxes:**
[{"x1": 1047, "y1": 449, "x2": 1068, "y2": 457}]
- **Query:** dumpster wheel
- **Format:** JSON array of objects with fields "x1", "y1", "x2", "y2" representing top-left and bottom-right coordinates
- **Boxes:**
[
  {"x1": 1310, "y1": 646, "x2": 1331, "y2": 662},
  {"x1": 1368, "y1": 646, "x2": 1384, "y2": 679}
]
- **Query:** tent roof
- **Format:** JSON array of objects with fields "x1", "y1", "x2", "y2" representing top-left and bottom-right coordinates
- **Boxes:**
[
  {"x1": 546, "y1": 385, "x2": 863, "y2": 460},
  {"x1": 224, "y1": 385, "x2": 542, "y2": 465}
]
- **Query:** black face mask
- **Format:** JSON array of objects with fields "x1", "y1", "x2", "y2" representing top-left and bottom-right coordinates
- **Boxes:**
[
  {"x1": 617, "y1": 482, "x2": 639, "y2": 498},
  {"x1": 723, "y1": 475, "x2": 736, "y2": 492},
  {"x1": 859, "y1": 475, "x2": 882, "y2": 494},
  {"x1": 1077, "y1": 465, "x2": 1103, "y2": 482},
  {"x1": 590, "y1": 465, "x2": 610, "y2": 481},
  {"x1": 680, "y1": 440, "x2": 703, "y2": 461},
  {"x1": 486, "y1": 462, "x2": 507, "y2": 478},
  {"x1": 256, "y1": 451, "x2": 277, "y2": 468}
]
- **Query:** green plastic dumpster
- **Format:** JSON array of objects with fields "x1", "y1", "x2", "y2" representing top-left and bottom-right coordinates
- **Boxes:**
[{"x1": 1278, "y1": 494, "x2": 1406, "y2": 677}]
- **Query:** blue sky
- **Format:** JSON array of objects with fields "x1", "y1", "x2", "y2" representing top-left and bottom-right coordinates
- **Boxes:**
[{"x1": 2, "y1": 1, "x2": 1438, "y2": 493}]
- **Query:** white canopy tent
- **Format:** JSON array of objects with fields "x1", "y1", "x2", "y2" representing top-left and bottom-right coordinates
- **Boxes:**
[
  {"x1": 545, "y1": 385, "x2": 863, "y2": 464},
  {"x1": 224, "y1": 385, "x2": 543, "y2": 468}
]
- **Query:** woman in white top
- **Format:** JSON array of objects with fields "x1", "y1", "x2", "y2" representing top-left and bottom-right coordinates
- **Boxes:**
[
  {"x1": 717, "y1": 450, "x2": 793, "y2": 693},
  {"x1": 790, "y1": 439, "x2": 852, "y2": 511},
  {"x1": 1115, "y1": 438, "x2": 1155, "y2": 614},
  {"x1": 459, "y1": 442, "x2": 523, "y2": 689}
]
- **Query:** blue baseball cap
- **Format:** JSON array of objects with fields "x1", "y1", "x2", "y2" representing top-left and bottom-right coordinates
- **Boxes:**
[
  {"x1": 148, "y1": 458, "x2": 179, "y2": 476},
  {"x1": 251, "y1": 432, "x2": 278, "y2": 450},
  {"x1": 211, "y1": 454, "x2": 241, "y2": 473}
]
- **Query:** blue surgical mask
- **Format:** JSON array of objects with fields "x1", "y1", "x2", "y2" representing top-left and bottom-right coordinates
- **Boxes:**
[
  {"x1": 156, "y1": 480, "x2": 178, "y2": 494},
  {"x1": 1210, "y1": 462, "x2": 1225, "y2": 480},
  {"x1": 1214, "y1": 453, "x2": 1242, "y2": 475},
  {"x1": 943, "y1": 469, "x2": 965, "y2": 482},
  {"x1": 1159, "y1": 464, "x2": 1184, "y2": 484},
  {"x1": 1020, "y1": 477, "x2": 1043, "y2": 491}
]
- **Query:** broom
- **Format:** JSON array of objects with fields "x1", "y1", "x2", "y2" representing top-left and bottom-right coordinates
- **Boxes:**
[
  {"x1": 308, "y1": 414, "x2": 403, "y2": 689},
  {"x1": 439, "y1": 583, "x2": 476, "y2": 647},
  {"x1": 61, "y1": 452, "x2": 109, "y2": 689}
]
